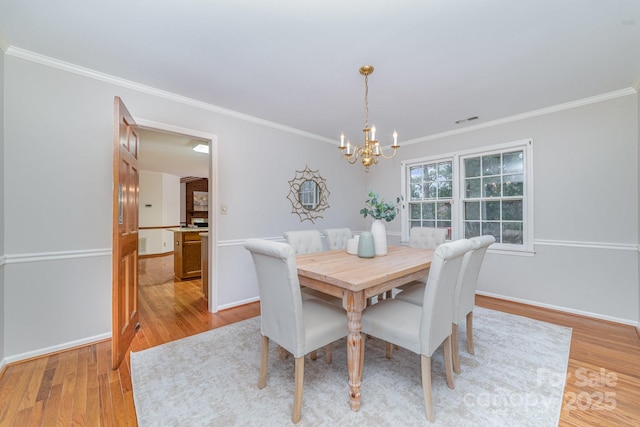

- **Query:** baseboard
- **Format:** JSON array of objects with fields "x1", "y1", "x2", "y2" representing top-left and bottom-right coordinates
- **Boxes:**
[
  {"x1": 3, "y1": 332, "x2": 111, "y2": 366},
  {"x1": 216, "y1": 296, "x2": 260, "y2": 311},
  {"x1": 139, "y1": 251, "x2": 173, "y2": 259},
  {"x1": 476, "y1": 291, "x2": 638, "y2": 327},
  {"x1": 0, "y1": 357, "x2": 7, "y2": 378}
]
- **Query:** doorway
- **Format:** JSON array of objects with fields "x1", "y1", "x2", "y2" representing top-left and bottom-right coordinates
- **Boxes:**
[{"x1": 136, "y1": 119, "x2": 218, "y2": 313}]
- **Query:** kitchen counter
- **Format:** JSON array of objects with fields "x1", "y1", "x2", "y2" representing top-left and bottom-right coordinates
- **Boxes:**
[{"x1": 171, "y1": 228, "x2": 207, "y2": 279}]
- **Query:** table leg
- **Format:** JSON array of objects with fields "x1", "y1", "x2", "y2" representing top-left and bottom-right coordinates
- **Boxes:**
[{"x1": 344, "y1": 290, "x2": 366, "y2": 411}]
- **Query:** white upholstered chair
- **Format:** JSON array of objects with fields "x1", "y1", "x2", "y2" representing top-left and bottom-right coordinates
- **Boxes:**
[
  {"x1": 394, "y1": 227, "x2": 449, "y2": 295},
  {"x1": 283, "y1": 230, "x2": 324, "y2": 255},
  {"x1": 409, "y1": 227, "x2": 448, "y2": 249},
  {"x1": 396, "y1": 235, "x2": 495, "y2": 374},
  {"x1": 244, "y1": 239, "x2": 347, "y2": 424},
  {"x1": 450, "y1": 235, "x2": 494, "y2": 372},
  {"x1": 323, "y1": 228, "x2": 352, "y2": 250},
  {"x1": 361, "y1": 239, "x2": 472, "y2": 422},
  {"x1": 283, "y1": 229, "x2": 343, "y2": 309}
]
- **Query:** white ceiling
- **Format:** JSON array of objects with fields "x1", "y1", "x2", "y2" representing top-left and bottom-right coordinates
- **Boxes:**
[
  {"x1": 1, "y1": 0, "x2": 640, "y2": 148},
  {"x1": 138, "y1": 129, "x2": 209, "y2": 178}
]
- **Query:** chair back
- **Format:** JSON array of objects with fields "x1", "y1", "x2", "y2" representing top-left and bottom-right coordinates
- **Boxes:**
[
  {"x1": 409, "y1": 227, "x2": 447, "y2": 249},
  {"x1": 244, "y1": 239, "x2": 305, "y2": 356},
  {"x1": 283, "y1": 230, "x2": 323, "y2": 255},
  {"x1": 323, "y1": 228, "x2": 352, "y2": 250},
  {"x1": 454, "y1": 235, "x2": 495, "y2": 323},
  {"x1": 420, "y1": 239, "x2": 473, "y2": 355}
]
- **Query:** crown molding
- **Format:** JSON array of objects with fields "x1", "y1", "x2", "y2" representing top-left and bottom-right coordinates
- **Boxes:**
[
  {"x1": 4, "y1": 46, "x2": 638, "y2": 147},
  {"x1": 401, "y1": 87, "x2": 638, "y2": 146},
  {"x1": 5, "y1": 46, "x2": 336, "y2": 145}
]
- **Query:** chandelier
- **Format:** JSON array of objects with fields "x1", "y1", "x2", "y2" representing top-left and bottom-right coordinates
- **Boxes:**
[{"x1": 339, "y1": 65, "x2": 399, "y2": 172}]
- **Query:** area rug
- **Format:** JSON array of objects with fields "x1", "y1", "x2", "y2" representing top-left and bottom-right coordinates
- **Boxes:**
[{"x1": 131, "y1": 307, "x2": 571, "y2": 426}]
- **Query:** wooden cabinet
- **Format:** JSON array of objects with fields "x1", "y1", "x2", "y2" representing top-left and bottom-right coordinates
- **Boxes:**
[{"x1": 173, "y1": 230, "x2": 202, "y2": 280}]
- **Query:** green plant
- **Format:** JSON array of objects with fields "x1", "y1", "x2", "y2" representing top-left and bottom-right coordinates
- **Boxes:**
[{"x1": 360, "y1": 190, "x2": 404, "y2": 222}]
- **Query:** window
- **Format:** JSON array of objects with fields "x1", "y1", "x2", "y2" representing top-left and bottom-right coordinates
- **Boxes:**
[
  {"x1": 402, "y1": 139, "x2": 533, "y2": 253},
  {"x1": 407, "y1": 160, "x2": 454, "y2": 239},
  {"x1": 462, "y1": 150, "x2": 525, "y2": 245}
]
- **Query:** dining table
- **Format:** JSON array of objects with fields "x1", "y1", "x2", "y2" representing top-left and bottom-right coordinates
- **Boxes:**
[{"x1": 296, "y1": 245, "x2": 434, "y2": 411}]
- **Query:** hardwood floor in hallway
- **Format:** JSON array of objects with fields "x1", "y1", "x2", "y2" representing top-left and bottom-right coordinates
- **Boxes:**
[{"x1": 0, "y1": 254, "x2": 638, "y2": 426}]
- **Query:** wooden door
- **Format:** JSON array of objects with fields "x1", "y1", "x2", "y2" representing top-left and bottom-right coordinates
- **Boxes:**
[{"x1": 112, "y1": 96, "x2": 140, "y2": 369}]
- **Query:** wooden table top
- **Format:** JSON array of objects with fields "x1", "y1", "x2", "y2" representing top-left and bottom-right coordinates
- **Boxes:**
[{"x1": 296, "y1": 245, "x2": 434, "y2": 292}]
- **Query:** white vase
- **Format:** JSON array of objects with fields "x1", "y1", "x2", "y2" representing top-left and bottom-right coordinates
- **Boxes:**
[{"x1": 371, "y1": 219, "x2": 387, "y2": 256}]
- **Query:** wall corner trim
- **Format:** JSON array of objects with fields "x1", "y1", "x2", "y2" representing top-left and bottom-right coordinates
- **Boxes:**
[{"x1": 0, "y1": 29, "x2": 8, "y2": 52}]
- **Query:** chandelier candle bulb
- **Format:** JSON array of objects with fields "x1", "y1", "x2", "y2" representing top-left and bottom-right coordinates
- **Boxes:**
[
  {"x1": 340, "y1": 133, "x2": 345, "y2": 148},
  {"x1": 393, "y1": 130, "x2": 398, "y2": 147},
  {"x1": 371, "y1": 125, "x2": 376, "y2": 141}
]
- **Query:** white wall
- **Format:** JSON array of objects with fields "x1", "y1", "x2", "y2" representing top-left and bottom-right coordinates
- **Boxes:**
[
  {"x1": 138, "y1": 170, "x2": 180, "y2": 255},
  {"x1": 2, "y1": 53, "x2": 365, "y2": 361},
  {"x1": 367, "y1": 93, "x2": 640, "y2": 325}
]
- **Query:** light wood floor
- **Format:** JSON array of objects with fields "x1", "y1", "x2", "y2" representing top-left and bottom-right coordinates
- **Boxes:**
[{"x1": 0, "y1": 255, "x2": 638, "y2": 426}]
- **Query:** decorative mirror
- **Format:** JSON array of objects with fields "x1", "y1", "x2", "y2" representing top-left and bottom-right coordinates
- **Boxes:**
[{"x1": 287, "y1": 166, "x2": 330, "y2": 223}]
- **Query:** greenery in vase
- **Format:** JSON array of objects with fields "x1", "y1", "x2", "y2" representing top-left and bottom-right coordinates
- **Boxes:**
[{"x1": 360, "y1": 190, "x2": 404, "y2": 222}]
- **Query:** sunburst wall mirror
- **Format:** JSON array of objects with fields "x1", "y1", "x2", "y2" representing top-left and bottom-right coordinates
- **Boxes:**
[{"x1": 287, "y1": 166, "x2": 330, "y2": 223}]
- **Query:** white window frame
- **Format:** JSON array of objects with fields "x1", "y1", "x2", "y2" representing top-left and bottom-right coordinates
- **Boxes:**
[
  {"x1": 401, "y1": 155, "x2": 458, "y2": 242},
  {"x1": 401, "y1": 138, "x2": 534, "y2": 255}
]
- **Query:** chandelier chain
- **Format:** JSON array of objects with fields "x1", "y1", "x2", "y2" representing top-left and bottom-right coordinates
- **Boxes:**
[{"x1": 364, "y1": 73, "x2": 369, "y2": 129}]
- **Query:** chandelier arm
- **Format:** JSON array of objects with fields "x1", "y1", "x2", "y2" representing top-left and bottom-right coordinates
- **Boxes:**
[
  {"x1": 341, "y1": 145, "x2": 362, "y2": 164},
  {"x1": 344, "y1": 154, "x2": 359, "y2": 164},
  {"x1": 376, "y1": 146, "x2": 399, "y2": 160}
]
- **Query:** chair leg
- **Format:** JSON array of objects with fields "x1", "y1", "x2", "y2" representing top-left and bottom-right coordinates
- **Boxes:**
[
  {"x1": 310, "y1": 350, "x2": 317, "y2": 360},
  {"x1": 258, "y1": 335, "x2": 269, "y2": 389},
  {"x1": 466, "y1": 312, "x2": 475, "y2": 355},
  {"x1": 420, "y1": 355, "x2": 435, "y2": 422},
  {"x1": 278, "y1": 345, "x2": 289, "y2": 360},
  {"x1": 385, "y1": 342, "x2": 394, "y2": 359},
  {"x1": 324, "y1": 344, "x2": 333, "y2": 364},
  {"x1": 443, "y1": 336, "x2": 455, "y2": 390},
  {"x1": 452, "y1": 323, "x2": 461, "y2": 374},
  {"x1": 292, "y1": 357, "x2": 304, "y2": 423}
]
